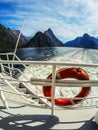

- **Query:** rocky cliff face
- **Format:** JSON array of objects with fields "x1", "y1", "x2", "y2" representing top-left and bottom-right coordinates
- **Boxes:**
[
  {"x1": 28, "y1": 29, "x2": 65, "y2": 47},
  {"x1": 44, "y1": 28, "x2": 64, "y2": 46},
  {"x1": 28, "y1": 31, "x2": 62, "y2": 47},
  {"x1": 0, "y1": 23, "x2": 28, "y2": 50}
]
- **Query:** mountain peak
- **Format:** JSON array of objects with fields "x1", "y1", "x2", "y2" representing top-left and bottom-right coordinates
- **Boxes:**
[
  {"x1": 46, "y1": 28, "x2": 53, "y2": 33},
  {"x1": 28, "y1": 28, "x2": 65, "y2": 47},
  {"x1": 44, "y1": 28, "x2": 53, "y2": 36},
  {"x1": 44, "y1": 28, "x2": 64, "y2": 46},
  {"x1": 83, "y1": 33, "x2": 90, "y2": 38},
  {"x1": 35, "y1": 31, "x2": 43, "y2": 37},
  {"x1": 28, "y1": 31, "x2": 56, "y2": 47},
  {"x1": 65, "y1": 33, "x2": 96, "y2": 49}
]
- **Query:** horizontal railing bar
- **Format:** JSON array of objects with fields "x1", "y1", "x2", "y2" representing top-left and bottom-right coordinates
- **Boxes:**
[
  {"x1": 30, "y1": 78, "x2": 98, "y2": 87},
  {"x1": 30, "y1": 78, "x2": 98, "y2": 84},
  {"x1": 0, "y1": 52, "x2": 14, "y2": 55},
  {"x1": 30, "y1": 82, "x2": 91, "y2": 87},
  {"x1": 0, "y1": 76, "x2": 98, "y2": 87},
  {"x1": 1, "y1": 60, "x2": 98, "y2": 67},
  {"x1": 0, "y1": 76, "x2": 98, "y2": 84}
]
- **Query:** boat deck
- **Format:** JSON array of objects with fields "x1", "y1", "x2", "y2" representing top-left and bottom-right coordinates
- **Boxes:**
[
  {"x1": 0, "y1": 83, "x2": 98, "y2": 130},
  {"x1": 0, "y1": 100, "x2": 98, "y2": 130}
]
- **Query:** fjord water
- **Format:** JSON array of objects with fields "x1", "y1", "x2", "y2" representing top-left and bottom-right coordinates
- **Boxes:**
[
  {"x1": 16, "y1": 47, "x2": 98, "y2": 64},
  {"x1": 16, "y1": 47, "x2": 98, "y2": 106}
]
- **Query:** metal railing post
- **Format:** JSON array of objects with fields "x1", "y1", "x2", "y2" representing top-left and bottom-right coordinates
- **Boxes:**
[
  {"x1": 0, "y1": 88, "x2": 9, "y2": 109},
  {"x1": 6, "y1": 54, "x2": 12, "y2": 76},
  {"x1": 51, "y1": 65, "x2": 56, "y2": 116}
]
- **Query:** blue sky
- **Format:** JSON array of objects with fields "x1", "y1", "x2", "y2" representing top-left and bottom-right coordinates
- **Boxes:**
[{"x1": 0, "y1": 0, "x2": 98, "y2": 42}]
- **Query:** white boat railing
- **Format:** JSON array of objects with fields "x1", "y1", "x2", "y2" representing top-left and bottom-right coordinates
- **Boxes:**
[{"x1": 0, "y1": 52, "x2": 98, "y2": 115}]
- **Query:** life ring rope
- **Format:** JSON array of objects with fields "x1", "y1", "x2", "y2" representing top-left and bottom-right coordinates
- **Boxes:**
[{"x1": 43, "y1": 67, "x2": 91, "y2": 106}]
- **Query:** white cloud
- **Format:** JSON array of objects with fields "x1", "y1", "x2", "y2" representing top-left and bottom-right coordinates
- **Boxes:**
[{"x1": 1, "y1": 0, "x2": 98, "y2": 42}]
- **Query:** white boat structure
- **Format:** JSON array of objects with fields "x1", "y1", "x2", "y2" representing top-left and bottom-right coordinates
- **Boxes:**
[{"x1": 0, "y1": 25, "x2": 98, "y2": 129}]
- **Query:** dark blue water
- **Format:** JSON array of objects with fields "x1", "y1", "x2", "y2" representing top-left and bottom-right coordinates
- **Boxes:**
[
  {"x1": 16, "y1": 47, "x2": 75, "y2": 60},
  {"x1": 0, "y1": 47, "x2": 73, "y2": 77},
  {"x1": 0, "y1": 47, "x2": 77, "y2": 76}
]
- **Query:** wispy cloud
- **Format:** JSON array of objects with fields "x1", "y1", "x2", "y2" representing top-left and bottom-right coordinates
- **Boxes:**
[{"x1": 1, "y1": 0, "x2": 98, "y2": 42}]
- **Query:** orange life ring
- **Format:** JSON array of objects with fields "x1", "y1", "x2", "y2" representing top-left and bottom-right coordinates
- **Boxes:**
[{"x1": 43, "y1": 67, "x2": 91, "y2": 106}]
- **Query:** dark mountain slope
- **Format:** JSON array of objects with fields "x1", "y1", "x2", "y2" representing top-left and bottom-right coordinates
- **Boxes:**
[
  {"x1": 28, "y1": 31, "x2": 62, "y2": 47},
  {"x1": 44, "y1": 28, "x2": 64, "y2": 46},
  {"x1": 0, "y1": 23, "x2": 28, "y2": 50},
  {"x1": 65, "y1": 33, "x2": 97, "y2": 49}
]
